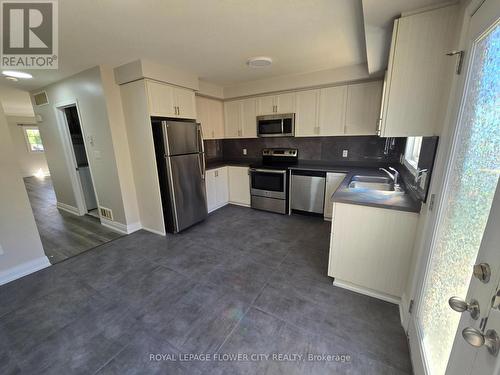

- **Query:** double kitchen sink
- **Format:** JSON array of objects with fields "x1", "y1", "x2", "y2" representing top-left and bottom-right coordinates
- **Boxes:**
[{"x1": 348, "y1": 175, "x2": 405, "y2": 194}]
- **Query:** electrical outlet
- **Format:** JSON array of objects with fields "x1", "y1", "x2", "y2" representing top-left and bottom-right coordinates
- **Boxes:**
[
  {"x1": 342, "y1": 150, "x2": 348, "y2": 158},
  {"x1": 243, "y1": 148, "x2": 247, "y2": 155}
]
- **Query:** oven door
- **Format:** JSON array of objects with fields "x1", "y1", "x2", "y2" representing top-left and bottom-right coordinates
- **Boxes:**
[{"x1": 250, "y1": 169, "x2": 287, "y2": 199}]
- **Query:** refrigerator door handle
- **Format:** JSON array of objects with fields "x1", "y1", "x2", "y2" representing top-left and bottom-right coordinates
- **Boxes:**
[{"x1": 197, "y1": 124, "x2": 206, "y2": 180}]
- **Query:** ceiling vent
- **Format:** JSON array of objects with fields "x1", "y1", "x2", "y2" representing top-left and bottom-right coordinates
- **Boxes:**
[{"x1": 33, "y1": 91, "x2": 49, "y2": 106}]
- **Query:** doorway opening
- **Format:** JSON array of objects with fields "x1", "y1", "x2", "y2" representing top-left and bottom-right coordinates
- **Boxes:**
[
  {"x1": 63, "y1": 105, "x2": 99, "y2": 217},
  {"x1": 20, "y1": 103, "x2": 122, "y2": 264}
]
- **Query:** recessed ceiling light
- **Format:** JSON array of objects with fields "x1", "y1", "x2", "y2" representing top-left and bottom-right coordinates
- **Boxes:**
[
  {"x1": 5, "y1": 76, "x2": 18, "y2": 82},
  {"x1": 247, "y1": 57, "x2": 272, "y2": 68},
  {"x1": 2, "y1": 70, "x2": 33, "y2": 79}
]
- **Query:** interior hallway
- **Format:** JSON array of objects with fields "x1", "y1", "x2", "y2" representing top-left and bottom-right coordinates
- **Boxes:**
[{"x1": 24, "y1": 176, "x2": 122, "y2": 264}]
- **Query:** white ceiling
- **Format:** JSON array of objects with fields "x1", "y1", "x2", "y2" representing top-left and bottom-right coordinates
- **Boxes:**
[
  {"x1": 3, "y1": 0, "x2": 368, "y2": 91},
  {"x1": 362, "y1": 0, "x2": 452, "y2": 74}
]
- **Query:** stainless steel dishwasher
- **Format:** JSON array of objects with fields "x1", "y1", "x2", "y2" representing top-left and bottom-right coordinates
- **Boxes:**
[{"x1": 290, "y1": 170, "x2": 326, "y2": 214}]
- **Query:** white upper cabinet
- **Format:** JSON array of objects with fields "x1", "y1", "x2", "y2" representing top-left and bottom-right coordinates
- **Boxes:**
[
  {"x1": 345, "y1": 81, "x2": 383, "y2": 135},
  {"x1": 196, "y1": 96, "x2": 224, "y2": 139},
  {"x1": 175, "y1": 86, "x2": 197, "y2": 119},
  {"x1": 224, "y1": 100, "x2": 241, "y2": 138},
  {"x1": 379, "y1": 4, "x2": 459, "y2": 137},
  {"x1": 275, "y1": 92, "x2": 296, "y2": 114},
  {"x1": 241, "y1": 98, "x2": 257, "y2": 138},
  {"x1": 147, "y1": 80, "x2": 175, "y2": 117},
  {"x1": 257, "y1": 95, "x2": 275, "y2": 115},
  {"x1": 257, "y1": 93, "x2": 296, "y2": 115},
  {"x1": 318, "y1": 86, "x2": 347, "y2": 136},
  {"x1": 295, "y1": 89, "x2": 319, "y2": 136},
  {"x1": 223, "y1": 98, "x2": 257, "y2": 138},
  {"x1": 146, "y1": 80, "x2": 196, "y2": 119}
]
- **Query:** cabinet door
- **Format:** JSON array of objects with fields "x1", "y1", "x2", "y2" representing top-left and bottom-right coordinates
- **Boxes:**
[
  {"x1": 345, "y1": 81, "x2": 382, "y2": 135},
  {"x1": 196, "y1": 96, "x2": 213, "y2": 139},
  {"x1": 224, "y1": 101, "x2": 241, "y2": 138},
  {"x1": 215, "y1": 167, "x2": 229, "y2": 207},
  {"x1": 256, "y1": 95, "x2": 275, "y2": 115},
  {"x1": 175, "y1": 87, "x2": 197, "y2": 119},
  {"x1": 275, "y1": 92, "x2": 295, "y2": 114},
  {"x1": 295, "y1": 90, "x2": 319, "y2": 137},
  {"x1": 241, "y1": 98, "x2": 257, "y2": 138},
  {"x1": 318, "y1": 86, "x2": 346, "y2": 136},
  {"x1": 382, "y1": 5, "x2": 459, "y2": 136},
  {"x1": 323, "y1": 173, "x2": 346, "y2": 219},
  {"x1": 146, "y1": 81, "x2": 175, "y2": 117},
  {"x1": 228, "y1": 166, "x2": 250, "y2": 206},
  {"x1": 210, "y1": 99, "x2": 225, "y2": 139},
  {"x1": 205, "y1": 170, "x2": 217, "y2": 212}
]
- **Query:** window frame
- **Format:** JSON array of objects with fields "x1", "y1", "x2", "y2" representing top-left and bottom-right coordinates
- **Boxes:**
[
  {"x1": 403, "y1": 136, "x2": 423, "y2": 176},
  {"x1": 22, "y1": 126, "x2": 44, "y2": 153}
]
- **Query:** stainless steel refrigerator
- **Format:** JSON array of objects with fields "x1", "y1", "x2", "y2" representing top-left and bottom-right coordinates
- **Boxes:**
[{"x1": 152, "y1": 118, "x2": 207, "y2": 233}]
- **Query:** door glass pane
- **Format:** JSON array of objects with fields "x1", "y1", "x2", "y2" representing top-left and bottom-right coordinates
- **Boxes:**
[{"x1": 419, "y1": 23, "x2": 500, "y2": 375}]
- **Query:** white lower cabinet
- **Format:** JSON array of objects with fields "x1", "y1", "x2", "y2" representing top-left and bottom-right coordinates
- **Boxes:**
[
  {"x1": 228, "y1": 166, "x2": 250, "y2": 206},
  {"x1": 328, "y1": 203, "x2": 419, "y2": 303},
  {"x1": 323, "y1": 173, "x2": 346, "y2": 220},
  {"x1": 205, "y1": 167, "x2": 229, "y2": 213}
]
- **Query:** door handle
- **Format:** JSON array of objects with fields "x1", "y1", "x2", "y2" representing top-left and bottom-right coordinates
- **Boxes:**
[
  {"x1": 462, "y1": 327, "x2": 500, "y2": 356},
  {"x1": 448, "y1": 296, "x2": 480, "y2": 319}
]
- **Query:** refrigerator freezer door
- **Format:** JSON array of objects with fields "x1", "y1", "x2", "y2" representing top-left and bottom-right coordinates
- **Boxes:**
[
  {"x1": 167, "y1": 153, "x2": 208, "y2": 232},
  {"x1": 163, "y1": 120, "x2": 201, "y2": 156}
]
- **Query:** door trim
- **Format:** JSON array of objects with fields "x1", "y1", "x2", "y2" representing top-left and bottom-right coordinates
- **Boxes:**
[
  {"x1": 406, "y1": 1, "x2": 499, "y2": 374},
  {"x1": 53, "y1": 99, "x2": 100, "y2": 217}
]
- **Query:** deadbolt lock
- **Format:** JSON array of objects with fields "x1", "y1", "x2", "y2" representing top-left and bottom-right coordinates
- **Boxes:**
[{"x1": 473, "y1": 263, "x2": 491, "y2": 283}]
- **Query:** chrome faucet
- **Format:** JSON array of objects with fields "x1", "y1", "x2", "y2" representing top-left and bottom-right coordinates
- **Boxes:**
[{"x1": 379, "y1": 167, "x2": 400, "y2": 188}]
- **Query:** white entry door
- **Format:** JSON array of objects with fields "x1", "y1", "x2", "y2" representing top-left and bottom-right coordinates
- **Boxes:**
[{"x1": 411, "y1": 0, "x2": 500, "y2": 374}]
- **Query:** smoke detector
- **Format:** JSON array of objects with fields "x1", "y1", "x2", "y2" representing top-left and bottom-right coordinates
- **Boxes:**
[{"x1": 247, "y1": 57, "x2": 272, "y2": 68}]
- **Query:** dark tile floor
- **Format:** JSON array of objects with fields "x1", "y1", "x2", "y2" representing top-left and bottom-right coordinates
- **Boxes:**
[
  {"x1": 24, "y1": 176, "x2": 122, "y2": 264},
  {"x1": 0, "y1": 205, "x2": 412, "y2": 374}
]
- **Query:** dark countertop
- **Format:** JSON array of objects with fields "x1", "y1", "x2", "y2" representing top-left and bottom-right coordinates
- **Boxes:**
[
  {"x1": 330, "y1": 168, "x2": 421, "y2": 213},
  {"x1": 205, "y1": 159, "x2": 422, "y2": 213}
]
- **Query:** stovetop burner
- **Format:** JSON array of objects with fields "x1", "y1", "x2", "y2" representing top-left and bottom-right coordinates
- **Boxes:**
[{"x1": 250, "y1": 148, "x2": 298, "y2": 170}]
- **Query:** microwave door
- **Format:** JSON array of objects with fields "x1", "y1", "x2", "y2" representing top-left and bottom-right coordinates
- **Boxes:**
[{"x1": 258, "y1": 119, "x2": 283, "y2": 137}]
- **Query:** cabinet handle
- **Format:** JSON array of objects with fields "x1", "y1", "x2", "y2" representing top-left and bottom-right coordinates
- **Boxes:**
[{"x1": 215, "y1": 170, "x2": 218, "y2": 177}]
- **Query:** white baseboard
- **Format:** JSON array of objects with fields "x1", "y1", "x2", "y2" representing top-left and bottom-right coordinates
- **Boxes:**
[
  {"x1": 333, "y1": 279, "x2": 401, "y2": 305},
  {"x1": 228, "y1": 202, "x2": 250, "y2": 208},
  {"x1": 208, "y1": 202, "x2": 228, "y2": 213},
  {"x1": 400, "y1": 294, "x2": 410, "y2": 331},
  {"x1": 100, "y1": 218, "x2": 142, "y2": 235},
  {"x1": 56, "y1": 202, "x2": 82, "y2": 216},
  {"x1": 0, "y1": 256, "x2": 51, "y2": 286},
  {"x1": 141, "y1": 226, "x2": 166, "y2": 236}
]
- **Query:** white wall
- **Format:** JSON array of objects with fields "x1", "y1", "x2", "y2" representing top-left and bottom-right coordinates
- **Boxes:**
[
  {"x1": 30, "y1": 67, "x2": 133, "y2": 227},
  {"x1": 99, "y1": 65, "x2": 140, "y2": 229},
  {"x1": 0, "y1": 103, "x2": 49, "y2": 285}
]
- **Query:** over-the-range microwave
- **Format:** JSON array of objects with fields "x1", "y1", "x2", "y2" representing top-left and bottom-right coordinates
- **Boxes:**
[{"x1": 256, "y1": 113, "x2": 295, "y2": 137}]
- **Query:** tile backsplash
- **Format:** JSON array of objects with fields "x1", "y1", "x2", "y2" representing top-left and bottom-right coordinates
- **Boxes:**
[{"x1": 205, "y1": 136, "x2": 404, "y2": 165}]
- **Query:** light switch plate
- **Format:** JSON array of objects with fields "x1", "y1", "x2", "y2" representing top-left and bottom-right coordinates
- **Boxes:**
[
  {"x1": 342, "y1": 150, "x2": 348, "y2": 158},
  {"x1": 94, "y1": 150, "x2": 102, "y2": 160}
]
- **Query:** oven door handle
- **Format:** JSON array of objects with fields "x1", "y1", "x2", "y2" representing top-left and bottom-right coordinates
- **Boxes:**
[{"x1": 249, "y1": 168, "x2": 287, "y2": 174}]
